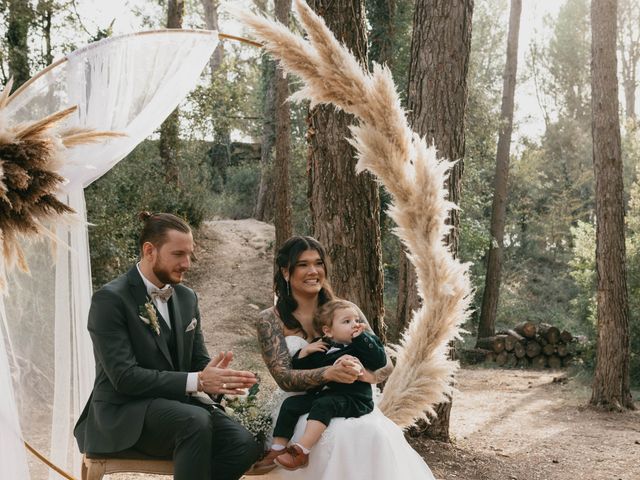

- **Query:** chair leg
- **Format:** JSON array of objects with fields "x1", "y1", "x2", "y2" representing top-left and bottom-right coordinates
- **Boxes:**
[{"x1": 85, "y1": 459, "x2": 107, "y2": 480}]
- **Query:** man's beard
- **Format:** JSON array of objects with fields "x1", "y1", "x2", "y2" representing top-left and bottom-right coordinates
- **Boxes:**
[{"x1": 153, "y1": 263, "x2": 181, "y2": 285}]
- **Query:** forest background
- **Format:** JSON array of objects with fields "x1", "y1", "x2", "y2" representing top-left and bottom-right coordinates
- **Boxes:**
[{"x1": 0, "y1": 0, "x2": 637, "y2": 411}]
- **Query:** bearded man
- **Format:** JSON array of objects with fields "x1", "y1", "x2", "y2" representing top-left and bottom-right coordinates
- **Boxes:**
[{"x1": 74, "y1": 212, "x2": 260, "y2": 480}]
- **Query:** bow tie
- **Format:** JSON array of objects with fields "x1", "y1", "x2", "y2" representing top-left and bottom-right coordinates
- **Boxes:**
[{"x1": 150, "y1": 286, "x2": 174, "y2": 302}]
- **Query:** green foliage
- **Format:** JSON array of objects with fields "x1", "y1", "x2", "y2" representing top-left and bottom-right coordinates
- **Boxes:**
[
  {"x1": 85, "y1": 139, "x2": 214, "y2": 288},
  {"x1": 210, "y1": 160, "x2": 261, "y2": 219},
  {"x1": 568, "y1": 179, "x2": 640, "y2": 385}
]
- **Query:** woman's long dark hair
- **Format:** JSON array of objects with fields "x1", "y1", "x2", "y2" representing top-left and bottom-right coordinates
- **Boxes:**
[{"x1": 274, "y1": 236, "x2": 334, "y2": 336}]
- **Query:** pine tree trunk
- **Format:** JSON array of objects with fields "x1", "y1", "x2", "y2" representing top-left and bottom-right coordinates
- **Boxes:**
[
  {"x1": 403, "y1": 0, "x2": 474, "y2": 442},
  {"x1": 590, "y1": 0, "x2": 634, "y2": 411},
  {"x1": 477, "y1": 0, "x2": 522, "y2": 341},
  {"x1": 617, "y1": 0, "x2": 640, "y2": 124},
  {"x1": 368, "y1": 0, "x2": 396, "y2": 67},
  {"x1": 7, "y1": 0, "x2": 33, "y2": 90},
  {"x1": 201, "y1": 0, "x2": 223, "y2": 73},
  {"x1": 307, "y1": 0, "x2": 385, "y2": 341},
  {"x1": 159, "y1": 0, "x2": 184, "y2": 185},
  {"x1": 273, "y1": 0, "x2": 292, "y2": 249},
  {"x1": 254, "y1": 54, "x2": 277, "y2": 222}
]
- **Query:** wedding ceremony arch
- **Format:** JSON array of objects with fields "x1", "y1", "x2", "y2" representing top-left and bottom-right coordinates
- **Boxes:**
[{"x1": 0, "y1": 1, "x2": 471, "y2": 477}]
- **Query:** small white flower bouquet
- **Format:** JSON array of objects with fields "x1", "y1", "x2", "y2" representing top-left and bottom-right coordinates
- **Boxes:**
[{"x1": 223, "y1": 382, "x2": 273, "y2": 446}]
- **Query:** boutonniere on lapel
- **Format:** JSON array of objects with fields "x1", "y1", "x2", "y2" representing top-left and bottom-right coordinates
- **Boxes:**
[{"x1": 139, "y1": 299, "x2": 160, "y2": 335}]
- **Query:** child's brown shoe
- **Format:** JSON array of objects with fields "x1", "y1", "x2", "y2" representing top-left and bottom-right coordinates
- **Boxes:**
[
  {"x1": 244, "y1": 448, "x2": 285, "y2": 475},
  {"x1": 274, "y1": 444, "x2": 309, "y2": 470}
]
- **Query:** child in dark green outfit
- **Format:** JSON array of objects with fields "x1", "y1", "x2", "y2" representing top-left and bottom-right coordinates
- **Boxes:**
[{"x1": 262, "y1": 299, "x2": 387, "y2": 471}]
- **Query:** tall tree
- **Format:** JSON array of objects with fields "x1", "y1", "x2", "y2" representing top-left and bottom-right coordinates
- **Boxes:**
[
  {"x1": 618, "y1": 0, "x2": 640, "y2": 124},
  {"x1": 254, "y1": 0, "x2": 276, "y2": 222},
  {"x1": 368, "y1": 0, "x2": 396, "y2": 68},
  {"x1": 402, "y1": 0, "x2": 474, "y2": 441},
  {"x1": 274, "y1": 0, "x2": 292, "y2": 249},
  {"x1": 307, "y1": 0, "x2": 385, "y2": 340},
  {"x1": 159, "y1": 0, "x2": 184, "y2": 184},
  {"x1": 590, "y1": 0, "x2": 634, "y2": 410},
  {"x1": 476, "y1": 0, "x2": 521, "y2": 341},
  {"x1": 6, "y1": 0, "x2": 34, "y2": 90},
  {"x1": 201, "y1": 0, "x2": 223, "y2": 73}
]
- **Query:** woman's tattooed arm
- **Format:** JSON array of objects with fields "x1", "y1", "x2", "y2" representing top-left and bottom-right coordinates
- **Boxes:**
[{"x1": 257, "y1": 308, "x2": 328, "y2": 392}]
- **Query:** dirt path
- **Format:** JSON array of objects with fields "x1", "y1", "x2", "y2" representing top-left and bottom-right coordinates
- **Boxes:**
[{"x1": 112, "y1": 219, "x2": 639, "y2": 480}]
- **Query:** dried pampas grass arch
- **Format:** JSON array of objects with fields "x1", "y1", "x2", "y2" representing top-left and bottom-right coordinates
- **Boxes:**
[{"x1": 238, "y1": 0, "x2": 473, "y2": 429}]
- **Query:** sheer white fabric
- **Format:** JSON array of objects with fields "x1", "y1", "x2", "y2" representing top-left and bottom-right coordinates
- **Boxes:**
[
  {"x1": 0, "y1": 30, "x2": 219, "y2": 479},
  {"x1": 264, "y1": 336, "x2": 436, "y2": 480}
]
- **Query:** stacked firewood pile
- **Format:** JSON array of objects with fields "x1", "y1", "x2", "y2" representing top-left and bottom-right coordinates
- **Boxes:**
[{"x1": 465, "y1": 322, "x2": 578, "y2": 369}]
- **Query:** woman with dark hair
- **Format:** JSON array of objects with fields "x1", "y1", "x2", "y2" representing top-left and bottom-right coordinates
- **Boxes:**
[{"x1": 252, "y1": 236, "x2": 434, "y2": 479}]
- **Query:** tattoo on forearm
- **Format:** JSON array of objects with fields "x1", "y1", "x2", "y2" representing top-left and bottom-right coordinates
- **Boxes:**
[{"x1": 257, "y1": 309, "x2": 328, "y2": 391}]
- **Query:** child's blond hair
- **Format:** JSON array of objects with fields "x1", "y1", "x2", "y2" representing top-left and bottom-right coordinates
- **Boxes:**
[{"x1": 313, "y1": 299, "x2": 360, "y2": 334}]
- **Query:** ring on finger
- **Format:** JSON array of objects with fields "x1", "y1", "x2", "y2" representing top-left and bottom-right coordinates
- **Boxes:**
[{"x1": 222, "y1": 383, "x2": 227, "y2": 389}]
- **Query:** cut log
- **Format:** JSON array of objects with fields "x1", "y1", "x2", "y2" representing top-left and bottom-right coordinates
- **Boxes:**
[
  {"x1": 548, "y1": 354, "x2": 562, "y2": 369},
  {"x1": 514, "y1": 321, "x2": 536, "y2": 339},
  {"x1": 513, "y1": 341, "x2": 526, "y2": 358},
  {"x1": 560, "y1": 330, "x2": 573, "y2": 343},
  {"x1": 556, "y1": 343, "x2": 569, "y2": 357},
  {"x1": 531, "y1": 355, "x2": 547, "y2": 369},
  {"x1": 485, "y1": 351, "x2": 496, "y2": 363},
  {"x1": 495, "y1": 351, "x2": 508, "y2": 366},
  {"x1": 538, "y1": 323, "x2": 561, "y2": 344},
  {"x1": 505, "y1": 329, "x2": 524, "y2": 341},
  {"x1": 505, "y1": 352, "x2": 518, "y2": 368},
  {"x1": 525, "y1": 340, "x2": 542, "y2": 358},
  {"x1": 460, "y1": 348, "x2": 493, "y2": 364},
  {"x1": 476, "y1": 336, "x2": 506, "y2": 353},
  {"x1": 503, "y1": 335, "x2": 517, "y2": 352},
  {"x1": 542, "y1": 343, "x2": 556, "y2": 356},
  {"x1": 516, "y1": 356, "x2": 530, "y2": 368}
]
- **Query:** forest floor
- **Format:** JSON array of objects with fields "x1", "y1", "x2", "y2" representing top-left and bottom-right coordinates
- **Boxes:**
[{"x1": 111, "y1": 218, "x2": 640, "y2": 480}]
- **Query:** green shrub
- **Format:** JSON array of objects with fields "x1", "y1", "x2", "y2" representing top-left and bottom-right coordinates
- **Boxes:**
[{"x1": 85, "y1": 139, "x2": 214, "y2": 288}]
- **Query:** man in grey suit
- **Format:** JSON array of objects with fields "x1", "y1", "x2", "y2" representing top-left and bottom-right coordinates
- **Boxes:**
[{"x1": 74, "y1": 212, "x2": 260, "y2": 480}]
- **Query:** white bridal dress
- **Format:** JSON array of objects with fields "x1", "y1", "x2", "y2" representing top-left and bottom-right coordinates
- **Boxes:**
[{"x1": 262, "y1": 336, "x2": 436, "y2": 480}]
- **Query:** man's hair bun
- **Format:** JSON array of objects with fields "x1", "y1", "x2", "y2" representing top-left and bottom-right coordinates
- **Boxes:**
[{"x1": 138, "y1": 211, "x2": 153, "y2": 222}]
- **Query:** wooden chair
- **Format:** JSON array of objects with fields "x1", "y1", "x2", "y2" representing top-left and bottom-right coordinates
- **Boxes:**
[{"x1": 81, "y1": 453, "x2": 173, "y2": 480}]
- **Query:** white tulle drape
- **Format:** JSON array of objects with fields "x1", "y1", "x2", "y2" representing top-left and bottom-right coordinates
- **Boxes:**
[{"x1": 0, "y1": 30, "x2": 219, "y2": 479}]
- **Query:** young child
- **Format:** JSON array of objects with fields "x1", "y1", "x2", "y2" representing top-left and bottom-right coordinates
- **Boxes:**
[{"x1": 258, "y1": 299, "x2": 387, "y2": 471}]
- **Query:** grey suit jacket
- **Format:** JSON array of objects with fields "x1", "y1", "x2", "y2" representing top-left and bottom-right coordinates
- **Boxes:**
[{"x1": 74, "y1": 266, "x2": 210, "y2": 454}]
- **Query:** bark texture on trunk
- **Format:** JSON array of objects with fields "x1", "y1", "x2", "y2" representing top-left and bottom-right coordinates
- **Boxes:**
[
  {"x1": 477, "y1": 0, "x2": 522, "y2": 341},
  {"x1": 307, "y1": 0, "x2": 385, "y2": 341},
  {"x1": 274, "y1": 0, "x2": 292, "y2": 250},
  {"x1": 201, "y1": 0, "x2": 224, "y2": 73},
  {"x1": 254, "y1": 55, "x2": 277, "y2": 222},
  {"x1": 617, "y1": 0, "x2": 640, "y2": 123},
  {"x1": 402, "y1": 0, "x2": 474, "y2": 441},
  {"x1": 590, "y1": 0, "x2": 634, "y2": 411},
  {"x1": 159, "y1": 0, "x2": 185, "y2": 185},
  {"x1": 7, "y1": 0, "x2": 33, "y2": 90}
]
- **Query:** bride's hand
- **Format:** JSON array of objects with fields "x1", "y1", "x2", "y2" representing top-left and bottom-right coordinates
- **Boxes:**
[{"x1": 323, "y1": 359, "x2": 360, "y2": 384}]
